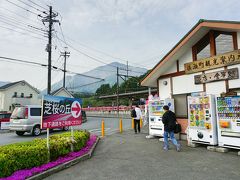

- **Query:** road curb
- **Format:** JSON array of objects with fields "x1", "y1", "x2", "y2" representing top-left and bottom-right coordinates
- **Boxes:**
[{"x1": 27, "y1": 137, "x2": 100, "y2": 180}]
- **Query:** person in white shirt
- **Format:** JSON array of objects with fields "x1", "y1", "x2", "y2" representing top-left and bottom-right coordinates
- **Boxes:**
[{"x1": 134, "y1": 105, "x2": 142, "y2": 133}]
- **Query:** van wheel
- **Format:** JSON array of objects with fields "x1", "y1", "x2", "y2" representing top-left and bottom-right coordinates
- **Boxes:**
[
  {"x1": 16, "y1": 131, "x2": 25, "y2": 136},
  {"x1": 62, "y1": 126, "x2": 69, "y2": 131},
  {"x1": 32, "y1": 125, "x2": 41, "y2": 136}
]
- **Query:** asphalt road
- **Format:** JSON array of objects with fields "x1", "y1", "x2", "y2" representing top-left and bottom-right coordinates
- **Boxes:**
[{"x1": 0, "y1": 117, "x2": 132, "y2": 146}]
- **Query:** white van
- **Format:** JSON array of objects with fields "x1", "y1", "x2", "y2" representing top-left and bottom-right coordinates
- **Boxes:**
[{"x1": 9, "y1": 105, "x2": 69, "y2": 136}]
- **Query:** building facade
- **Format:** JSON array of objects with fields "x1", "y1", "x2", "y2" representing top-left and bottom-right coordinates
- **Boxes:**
[
  {"x1": 51, "y1": 87, "x2": 74, "y2": 98},
  {"x1": 0, "y1": 80, "x2": 40, "y2": 112},
  {"x1": 141, "y1": 20, "x2": 240, "y2": 138}
]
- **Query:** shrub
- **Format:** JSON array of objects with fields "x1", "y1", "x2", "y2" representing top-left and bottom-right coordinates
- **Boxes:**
[
  {"x1": 0, "y1": 141, "x2": 49, "y2": 178},
  {"x1": 0, "y1": 130, "x2": 90, "y2": 178}
]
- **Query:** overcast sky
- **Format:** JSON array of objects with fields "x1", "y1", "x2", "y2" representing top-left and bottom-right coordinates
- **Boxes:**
[{"x1": 0, "y1": 0, "x2": 240, "y2": 90}]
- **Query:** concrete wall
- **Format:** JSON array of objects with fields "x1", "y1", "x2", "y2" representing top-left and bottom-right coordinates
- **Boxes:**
[
  {"x1": 178, "y1": 49, "x2": 192, "y2": 71},
  {"x1": 164, "y1": 62, "x2": 177, "y2": 74},
  {"x1": 172, "y1": 73, "x2": 203, "y2": 95},
  {"x1": 229, "y1": 64, "x2": 240, "y2": 89},
  {"x1": 158, "y1": 78, "x2": 171, "y2": 99},
  {"x1": 0, "y1": 92, "x2": 4, "y2": 111},
  {"x1": 205, "y1": 67, "x2": 226, "y2": 96}
]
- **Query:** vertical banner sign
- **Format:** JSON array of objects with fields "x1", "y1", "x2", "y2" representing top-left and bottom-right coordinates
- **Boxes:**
[{"x1": 41, "y1": 95, "x2": 82, "y2": 129}]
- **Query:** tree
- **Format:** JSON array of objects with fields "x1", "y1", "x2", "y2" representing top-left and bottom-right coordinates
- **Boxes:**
[{"x1": 95, "y1": 84, "x2": 112, "y2": 96}]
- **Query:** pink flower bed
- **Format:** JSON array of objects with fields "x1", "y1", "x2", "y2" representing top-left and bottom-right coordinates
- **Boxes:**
[{"x1": 0, "y1": 135, "x2": 97, "y2": 180}]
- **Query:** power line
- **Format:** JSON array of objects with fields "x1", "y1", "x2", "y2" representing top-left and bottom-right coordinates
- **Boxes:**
[
  {"x1": 56, "y1": 35, "x2": 115, "y2": 67},
  {"x1": 68, "y1": 79, "x2": 105, "y2": 89},
  {"x1": 0, "y1": 6, "x2": 42, "y2": 26},
  {"x1": 16, "y1": 0, "x2": 47, "y2": 14},
  {"x1": 56, "y1": 34, "x2": 146, "y2": 74},
  {"x1": 0, "y1": 18, "x2": 45, "y2": 37},
  {"x1": 26, "y1": 0, "x2": 49, "y2": 11},
  {"x1": 5, "y1": 0, "x2": 43, "y2": 17},
  {"x1": 0, "y1": 25, "x2": 46, "y2": 41},
  {"x1": 0, "y1": 13, "x2": 46, "y2": 34},
  {"x1": 0, "y1": 56, "x2": 104, "y2": 80},
  {"x1": 56, "y1": 27, "x2": 149, "y2": 71}
]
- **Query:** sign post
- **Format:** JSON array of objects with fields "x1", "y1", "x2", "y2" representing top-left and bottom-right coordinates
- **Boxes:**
[{"x1": 41, "y1": 95, "x2": 82, "y2": 153}]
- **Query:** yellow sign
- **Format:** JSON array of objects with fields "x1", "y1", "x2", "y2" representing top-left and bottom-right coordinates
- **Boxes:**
[{"x1": 184, "y1": 50, "x2": 240, "y2": 74}]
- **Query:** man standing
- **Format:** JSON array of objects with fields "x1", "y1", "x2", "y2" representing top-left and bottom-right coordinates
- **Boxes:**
[
  {"x1": 134, "y1": 105, "x2": 142, "y2": 134},
  {"x1": 162, "y1": 105, "x2": 181, "y2": 151}
]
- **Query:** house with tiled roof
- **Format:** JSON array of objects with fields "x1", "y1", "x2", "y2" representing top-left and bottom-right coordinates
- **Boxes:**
[{"x1": 0, "y1": 80, "x2": 40, "y2": 112}]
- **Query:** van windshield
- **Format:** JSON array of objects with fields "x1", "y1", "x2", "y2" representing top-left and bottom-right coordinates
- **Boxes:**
[{"x1": 11, "y1": 107, "x2": 27, "y2": 119}]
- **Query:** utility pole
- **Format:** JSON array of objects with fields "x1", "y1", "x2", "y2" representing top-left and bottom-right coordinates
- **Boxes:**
[
  {"x1": 42, "y1": 6, "x2": 59, "y2": 94},
  {"x1": 60, "y1": 47, "x2": 70, "y2": 88},
  {"x1": 126, "y1": 61, "x2": 129, "y2": 80},
  {"x1": 117, "y1": 67, "x2": 119, "y2": 117}
]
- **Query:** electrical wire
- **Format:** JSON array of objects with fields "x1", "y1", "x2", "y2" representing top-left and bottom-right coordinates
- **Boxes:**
[
  {"x1": 56, "y1": 33, "x2": 147, "y2": 74},
  {"x1": 67, "y1": 79, "x2": 105, "y2": 89},
  {"x1": 0, "y1": 25, "x2": 46, "y2": 41},
  {"x1": 0, "y1": 6, "x2": 43, "y2": 26},
  {"x1": 56, "y1": 24, "x2": 149, "y2": 72},
  {"x1": 0, "y1": 18, "x2": 46, "y2": 37},
  {"x1": 16, "y1": 0, "x2": 47, "y2": 14},
  {"x1": 5, "y1": 0, "x2": 43, "y2": 17},
  {"x1": 26, "y1": 0, "x2": 49, "y2": 11},
  {"x1": 0, "y1": 56, "x2": 104, "y2": 80},
  {"x1": 0, "y1": 13, "x2": 46, "y2": 34}
]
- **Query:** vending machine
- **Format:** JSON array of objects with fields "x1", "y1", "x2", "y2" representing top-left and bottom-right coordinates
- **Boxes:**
[
  {"x1": 188, "y1": 94, "x2": 218, "y2": 145},
  {"x1": 216, "y1": 96, "x2": 240, "y2": 149},
  {"x1": 148, "y1": 96, "x2": 174, "y2": 137}
]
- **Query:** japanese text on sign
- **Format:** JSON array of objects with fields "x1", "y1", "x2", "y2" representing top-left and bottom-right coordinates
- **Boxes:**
[
  {"x1": 44, "y1": 102, "x2": 71, "y2": 115},
  {"x1": 184, "y1": 50, "x2": 240, "y2": 74},
  {"x1": 194, "y1": 68, "x2": 239, "y2": 84},
  {"x1": 41, "y1": 95, "x2": 82, "y2": 129}
]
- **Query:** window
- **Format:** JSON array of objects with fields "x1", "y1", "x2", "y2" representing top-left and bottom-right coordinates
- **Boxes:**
[
  {"x1": 9, "y1": 106, "x2": 11, "y2": 111},
  {"x1": 193, "y1": 33, "x2": 211, "y2": 60},
  {"x1": 192, "y1": 31, "x2": 235, "y2": 60},
  {"x1": 215, "y1": 33, "x2": 234, "y2": 55},
  {"x1": 173, "y1": 94, "x2": 188, "y2": 118},
  {"x1": 21, "y1": 93, "x2": 24, "y2": 98},
  {"x1": 30, "y1": 94, "x2": 33, "y2": 98},
  {"x1": 30, "y1": 108, "x2": 41, "y2": 116},
  {"x1": 13, "y1": 92, "x2": 17, "y2": 97}
]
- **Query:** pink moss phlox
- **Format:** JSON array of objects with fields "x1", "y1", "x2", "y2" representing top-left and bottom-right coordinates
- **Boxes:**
[{"x1": 0, "y1": 135, "x2": 97, "y2": 180}]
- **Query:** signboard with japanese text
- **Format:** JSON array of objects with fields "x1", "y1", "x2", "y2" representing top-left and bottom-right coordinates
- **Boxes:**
[
  {"x1": 184, "y1": 50, "x2": 240, "y2": 74},
  {"x1": 194, "y1": 68, "x2": 239, "y2": 84},
  {"x1": 41, "y1": 95, "x2": 82, "y2": 129}
]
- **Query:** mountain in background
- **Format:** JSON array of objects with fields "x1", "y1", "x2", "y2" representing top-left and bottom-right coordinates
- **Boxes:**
[{"x1": 51, "y1": 62, "x2": 148, "y2": 94}]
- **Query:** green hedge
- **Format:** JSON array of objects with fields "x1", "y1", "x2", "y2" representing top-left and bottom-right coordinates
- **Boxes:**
[{"x1": 0, "y1": 130, "x2": 90, "y2": 178}]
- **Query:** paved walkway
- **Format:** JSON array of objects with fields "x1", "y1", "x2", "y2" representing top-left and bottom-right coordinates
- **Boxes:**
[{"x1": 45, "y1": 128, "x2": 240, "y2": 180}]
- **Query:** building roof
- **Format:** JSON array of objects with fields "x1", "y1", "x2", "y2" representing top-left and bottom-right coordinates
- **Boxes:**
[
  {"x1": 99, "y1": 88, "x2": 158, "y2": 99},
  {"x1": 0, "y1": 80, "x2": 40, "y2": 93},
  {"x1": 0, "y1": 81, "x2": 21, "y2": 90},
  {"x1": 141, "y1": 19, "x2": 240, "y2": 87},
  {"x1": 51, "y1": 87, "x2": 73, "y2": 97}
]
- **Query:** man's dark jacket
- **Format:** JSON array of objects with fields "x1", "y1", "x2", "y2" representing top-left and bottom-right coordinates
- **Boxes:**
[{"x1": 162, "y1": 110, "x2": 176, "y2": 132}]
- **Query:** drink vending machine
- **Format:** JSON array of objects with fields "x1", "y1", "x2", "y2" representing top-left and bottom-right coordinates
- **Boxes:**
[
  {"x1": 148, "y1": 97, "x2": 174, "y2": 137},
  {"x1": 188, "y1": 94, "x2": 218, "y2": 145},
  {"x1": 216, "y1": 96, "x2": 240, "y2": 149}
]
